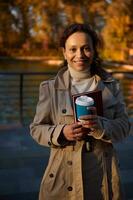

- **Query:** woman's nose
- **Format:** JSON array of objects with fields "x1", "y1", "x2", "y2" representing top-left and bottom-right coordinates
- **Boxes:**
[{"x1": 76, "y1": 49, "x2": 84, "y2": 57}]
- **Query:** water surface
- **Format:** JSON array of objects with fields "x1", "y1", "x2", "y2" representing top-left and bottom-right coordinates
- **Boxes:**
[{"x1": 0, "y1": 59, "x2": 133, "y2": 125}]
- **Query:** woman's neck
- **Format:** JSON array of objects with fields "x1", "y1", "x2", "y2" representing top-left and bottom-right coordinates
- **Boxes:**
[{"x1": 68, "y1": 64, "x2": 91, "y2": 81}]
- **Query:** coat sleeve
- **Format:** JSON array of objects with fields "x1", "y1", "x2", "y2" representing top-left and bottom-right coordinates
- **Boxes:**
[
  {"x1": 30, "y1": 81, "x2": 66, "y2": 147},
  {"x1": 90, "y1": 81, "x2": 131, "y2": 143}
]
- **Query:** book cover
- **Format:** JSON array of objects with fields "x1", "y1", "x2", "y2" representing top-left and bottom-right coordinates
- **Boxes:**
[{"x1": 72, "y1": 90, "x2": 103, "y2": 122}]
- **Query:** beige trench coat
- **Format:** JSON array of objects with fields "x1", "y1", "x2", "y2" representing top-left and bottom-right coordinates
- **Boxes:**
[{"x1": 30, "y1": 67, "x2": 130, "y2": 200}]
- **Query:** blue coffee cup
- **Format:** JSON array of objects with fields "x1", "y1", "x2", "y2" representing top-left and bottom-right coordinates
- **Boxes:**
[{"x1": 75, "y1": 96, "x2": 94, "y2": 121}]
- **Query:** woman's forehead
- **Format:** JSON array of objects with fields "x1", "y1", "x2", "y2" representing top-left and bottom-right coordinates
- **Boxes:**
[{"x1": 65, "y1": 32, "x2": 93, "y2": 46}]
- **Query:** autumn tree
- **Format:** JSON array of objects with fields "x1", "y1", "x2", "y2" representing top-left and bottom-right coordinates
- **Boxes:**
[
  {"x1": 0, "y1": 0, "x2": 132, "y2": 59},
  {"x1": 101, "y1": 0, "x2": 133, "y2": 61},
  {"x1": 0, "y1": 1, "x2": 20, "y2": 49}
]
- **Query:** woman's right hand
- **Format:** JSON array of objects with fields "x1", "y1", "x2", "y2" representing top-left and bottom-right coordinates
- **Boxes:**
[{"x1": 63, "y1": 123, "x2": 88, "y2": 141}]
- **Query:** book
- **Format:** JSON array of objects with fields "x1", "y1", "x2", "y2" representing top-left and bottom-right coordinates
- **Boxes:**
[{"x1": 72, "y1": 90, "x2": 103, "y2": 122}]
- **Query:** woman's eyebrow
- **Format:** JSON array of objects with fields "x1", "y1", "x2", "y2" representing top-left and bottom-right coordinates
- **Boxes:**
[
  {"x1": 69, "y1": 45, "x2": 77, "y2": 47},
  {"x1": 69, "y1": 43, "x2": 90, "y2": 47}
]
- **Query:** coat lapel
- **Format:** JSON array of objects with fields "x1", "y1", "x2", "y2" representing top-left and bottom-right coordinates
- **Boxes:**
[
  {"x1": 97, "y1": 80, "x2": 117, "y2": 110},
  {"x1": 54, "y1": 68, "x2": 117, "y2": 115}
]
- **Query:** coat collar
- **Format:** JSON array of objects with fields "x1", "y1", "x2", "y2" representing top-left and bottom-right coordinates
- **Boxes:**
[
  {"x1": 54, "y1": 66, "x2": 115, "y2": 90},
  {"x1": 54, "y1": 67, "x2": 70, "y2": 90}
]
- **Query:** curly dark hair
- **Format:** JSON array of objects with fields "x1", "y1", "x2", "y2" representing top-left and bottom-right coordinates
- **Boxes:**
[{"x1": 60, "y1": 23, "x2": 110, "y2": 80}]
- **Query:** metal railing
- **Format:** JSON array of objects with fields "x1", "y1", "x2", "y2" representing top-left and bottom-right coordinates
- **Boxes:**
[
  {"x1": 0, "y1": 72, "x2": 55, "y2": 125},
  {"x1": 0, "y1": 71, "x2": 133, "y2": 125}
]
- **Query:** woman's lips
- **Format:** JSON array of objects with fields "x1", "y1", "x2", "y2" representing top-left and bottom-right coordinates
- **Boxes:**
[{"x1": 74, "y1": 60, "x2": 88, "y2": 64}]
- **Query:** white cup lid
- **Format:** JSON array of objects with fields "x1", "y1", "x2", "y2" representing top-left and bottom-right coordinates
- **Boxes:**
[{"x1": 75, "y1": 95, "x2": 94, "y2": 106}]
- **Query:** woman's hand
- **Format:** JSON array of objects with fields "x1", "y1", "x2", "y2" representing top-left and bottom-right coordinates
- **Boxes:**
[
  {"x1": 79, "y1": 107, "x2": 98, "y2": 129},
  {"x1": 79, "y1": 107, "x2": 104, "y2": 139},
  {"x1": 62, "y1": 107, "x2": 99, "y2": 141},
  {"x1": 63, "y1": 123, "x2": 88, "y2": 141}
]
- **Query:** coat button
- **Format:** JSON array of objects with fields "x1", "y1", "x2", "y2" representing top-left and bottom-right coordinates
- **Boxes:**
[
  {"x1": 49, "y1": 173, "x2": 54, "y2": 178},
  {"x1": 48, "y1": 141, "x2": 51, "y2": 146},
  {"x1": 62, "y1": 109, "x2": 67, "y2": 113},
  {"x1": 67, "y1": 161, "x2": 72, "y2": 165},
  {"x1": 67, "y1": 186, "x2": 73, "y2": 191}
]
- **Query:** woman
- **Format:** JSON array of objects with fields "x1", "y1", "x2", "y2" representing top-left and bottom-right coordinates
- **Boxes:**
[{"x1": 30, "y1": 23, "x2": 130, "y2": 200}]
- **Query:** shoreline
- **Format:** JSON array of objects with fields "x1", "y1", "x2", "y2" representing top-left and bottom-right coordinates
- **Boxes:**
[{"x1": 0, "y1": 56, "x2": 132, "y2": 72}]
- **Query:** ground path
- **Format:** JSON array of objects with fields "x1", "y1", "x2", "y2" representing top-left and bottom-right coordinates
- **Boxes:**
[{"x1": 0, "y1": 125, "x2": 133, "y2": 200}]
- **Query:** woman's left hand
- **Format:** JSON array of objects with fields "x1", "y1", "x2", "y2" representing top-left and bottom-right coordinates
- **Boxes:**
[{"x1": 78, "y1": 107, "x2": 98, "y2": 129}]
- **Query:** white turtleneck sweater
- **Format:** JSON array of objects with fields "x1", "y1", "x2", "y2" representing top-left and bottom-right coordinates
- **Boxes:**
[{"x1": 68, "y1": 65, "x2": 98, "y2": 94}]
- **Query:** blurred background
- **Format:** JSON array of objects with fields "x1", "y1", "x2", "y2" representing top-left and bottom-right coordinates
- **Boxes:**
[
  {"x1": 0, "y1": 0, "x2": 133, "y2": 61},
  {"x1": 0, "y1": 0, "x2": 133, "y2": 126},
  {"x1": 0, "y1": 1, "x2": 133, "y2": 200}
]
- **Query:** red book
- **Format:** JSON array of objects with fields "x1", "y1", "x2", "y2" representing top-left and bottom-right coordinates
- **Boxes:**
[{"x1": 72, "y1": 90, "x2": 103, "y2": 122}]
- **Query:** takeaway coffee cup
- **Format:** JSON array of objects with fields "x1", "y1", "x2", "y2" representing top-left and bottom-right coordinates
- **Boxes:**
[{"x1": 75, "y1": 95, "x2": 94, "y2": 121}]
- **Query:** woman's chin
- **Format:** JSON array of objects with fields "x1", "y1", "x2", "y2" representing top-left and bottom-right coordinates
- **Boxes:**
[{"x1": 73, "y1": 64, "x2": 89, "y2": 71}]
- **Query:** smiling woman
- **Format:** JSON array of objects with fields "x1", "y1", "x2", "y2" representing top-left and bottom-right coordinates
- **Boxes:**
[{"x1": 30, "y1": 23, "x2": 130, "y2": 200}]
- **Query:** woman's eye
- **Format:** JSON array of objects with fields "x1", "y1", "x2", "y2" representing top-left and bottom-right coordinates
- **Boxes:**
[
  {"x1": 70, "y1": 48, "x2": 76, "y2": 52},
  {"x1": 84, "y1": 47, "x2": 91, "y2": 51}
]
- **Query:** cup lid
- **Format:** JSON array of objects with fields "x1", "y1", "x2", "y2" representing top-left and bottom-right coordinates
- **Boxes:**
[{"x1": 75, "y1": 95, "x2": 94, "y2": 106}]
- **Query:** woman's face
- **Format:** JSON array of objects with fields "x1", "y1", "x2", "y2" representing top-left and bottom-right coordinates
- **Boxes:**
[{"x1": 63, "y1": 32, "x2": 94, "y2": 71}]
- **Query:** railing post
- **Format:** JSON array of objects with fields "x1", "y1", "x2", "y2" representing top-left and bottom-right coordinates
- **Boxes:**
[{"x1": 19, "y1": 73, "x2": 24, "y2": 125}]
